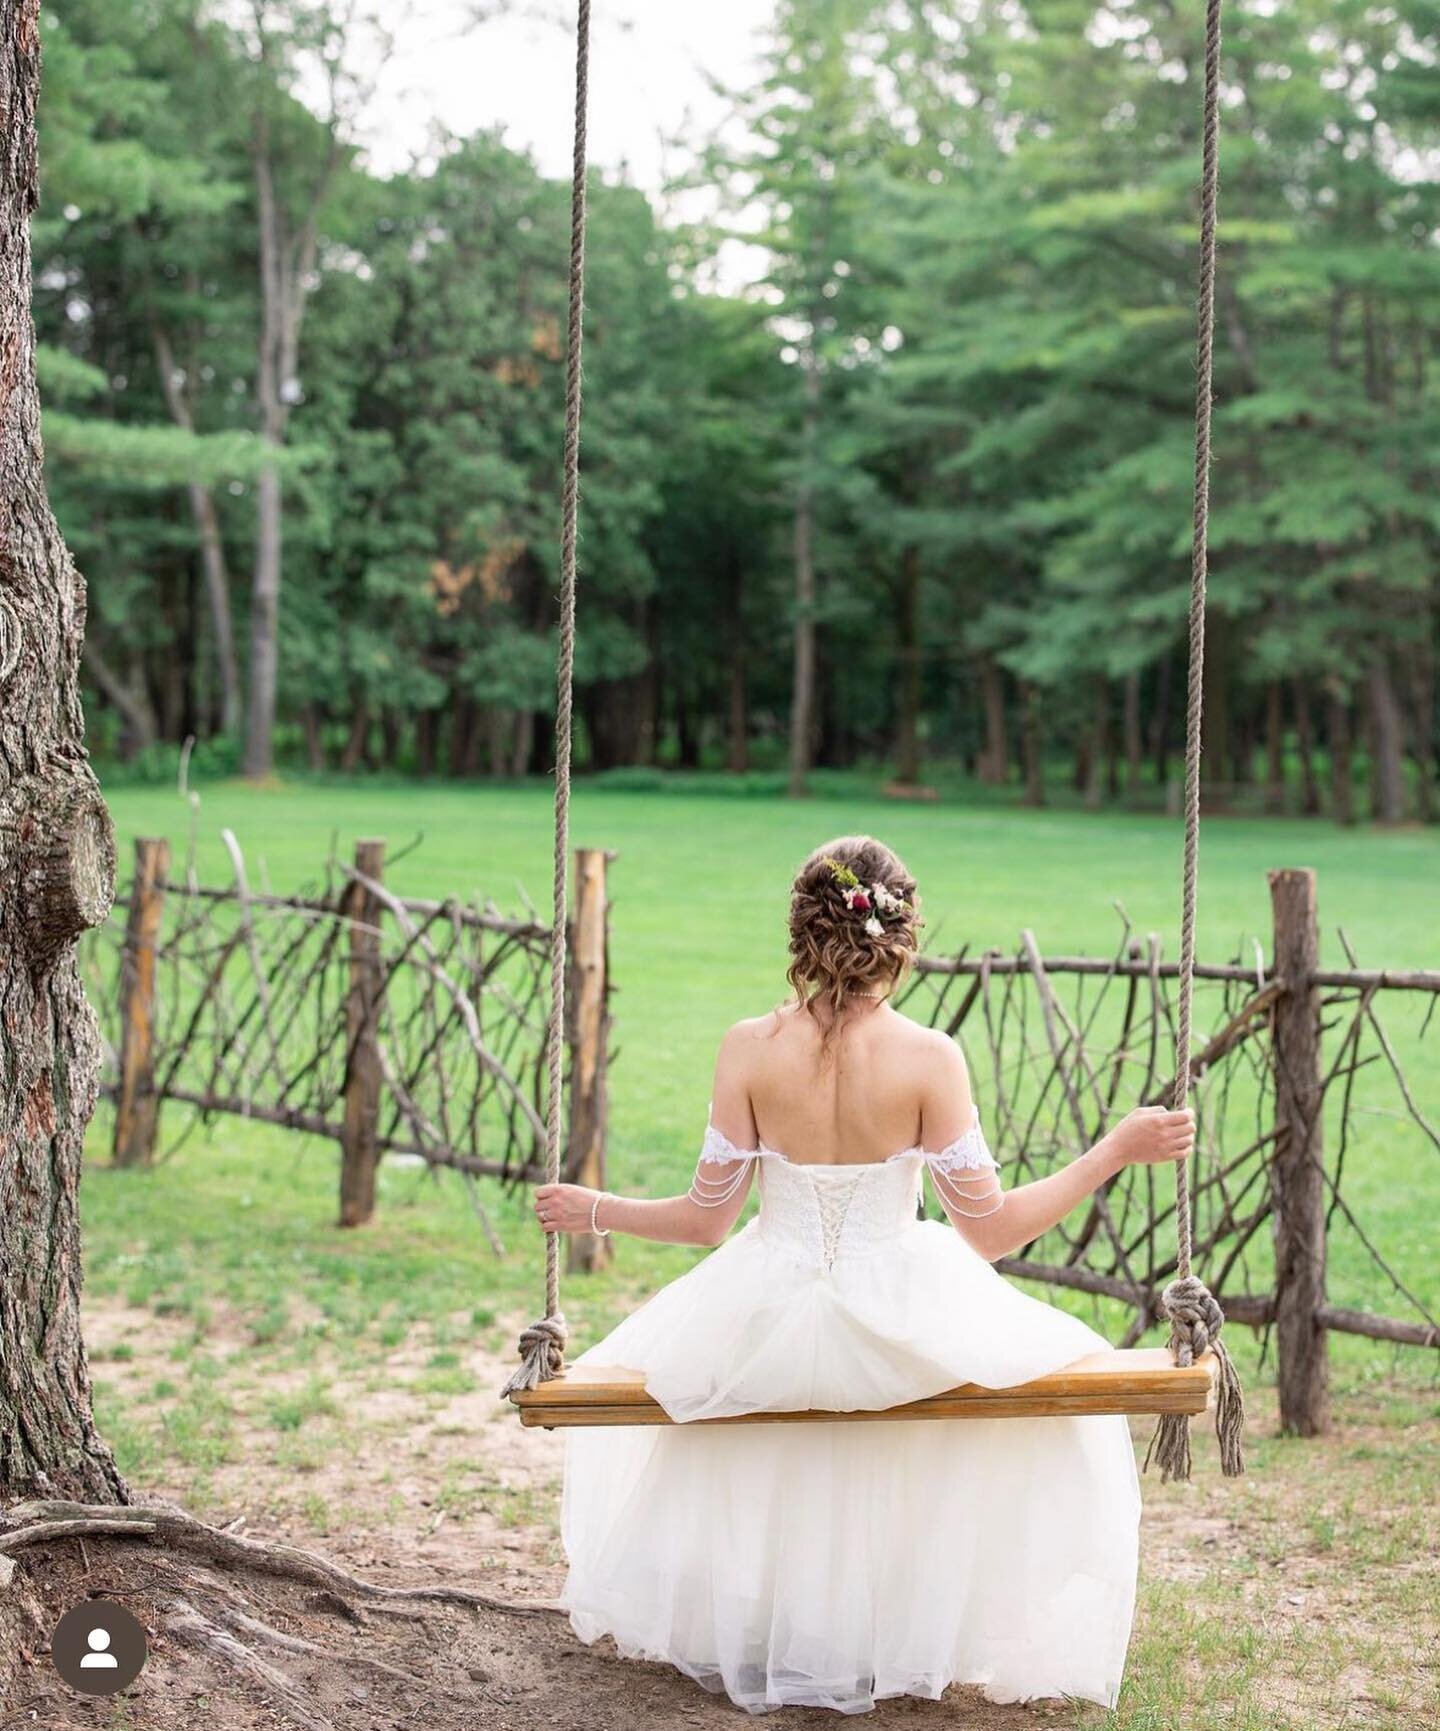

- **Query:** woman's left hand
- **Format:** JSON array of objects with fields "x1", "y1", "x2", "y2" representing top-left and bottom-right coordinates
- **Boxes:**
[{"x1": 534, "y1": 1182, "x2": 600, "y2": 1234}]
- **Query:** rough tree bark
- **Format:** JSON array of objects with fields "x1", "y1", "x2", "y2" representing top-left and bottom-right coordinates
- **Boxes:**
[{"x1": 0, "y1": 0, "x2": 126, "y2": 1504}]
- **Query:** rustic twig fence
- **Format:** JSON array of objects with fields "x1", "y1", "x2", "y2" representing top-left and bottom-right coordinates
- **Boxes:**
[
  {"x1": 87, "y1": 835, "x2": 613, "y2": 1263},
  {"x1": 899, "y1": 866, "x2": 1440, "y2": 1435},
  {"x1": 86, "y1": 841, "x2": 1437, "y2": 1435}
]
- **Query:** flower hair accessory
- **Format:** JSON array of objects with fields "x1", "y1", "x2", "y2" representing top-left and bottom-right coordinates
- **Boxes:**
[{"x1": 821, "y1": 857, "x2": 913, "y2": 939}]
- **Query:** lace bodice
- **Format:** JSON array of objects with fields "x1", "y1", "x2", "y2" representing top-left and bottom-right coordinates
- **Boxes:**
[{"x1": 694, "y1": 1119, "x2": 1000, "y2": 1272}]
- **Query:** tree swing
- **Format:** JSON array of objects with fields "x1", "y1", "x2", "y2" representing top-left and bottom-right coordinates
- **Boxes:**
[{"x1": 503, "y1": 0, "x2": 1245, "y2": 1484}]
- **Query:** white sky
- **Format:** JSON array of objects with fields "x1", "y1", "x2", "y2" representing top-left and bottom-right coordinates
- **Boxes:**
[{"x1": 358, "y1": 1, "x2": 776, "y2": 187}]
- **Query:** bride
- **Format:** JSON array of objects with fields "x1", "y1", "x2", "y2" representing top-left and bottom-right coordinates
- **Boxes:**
[{"x1": 533, "y1": 835, "x2": 1193, "y2": 1715}]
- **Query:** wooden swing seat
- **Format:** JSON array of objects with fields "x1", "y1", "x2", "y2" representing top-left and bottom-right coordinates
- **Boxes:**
[{"x1": 514, "y1": 1346, "x2": 1217, "y2": 1429}]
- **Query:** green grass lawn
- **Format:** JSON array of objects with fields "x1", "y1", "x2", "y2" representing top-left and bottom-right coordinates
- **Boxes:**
[{"x1": 90, "y1": 772, "x2": 1440, "y2": 1358}]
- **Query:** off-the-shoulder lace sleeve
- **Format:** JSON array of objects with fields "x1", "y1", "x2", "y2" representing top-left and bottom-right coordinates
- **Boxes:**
[
  {"x1": 924, "y1": 1118, "x2": 1003, "y2": 1219},
  {"x1": 689, "y1": 1111, "x2": 761, "y2": 1208}
]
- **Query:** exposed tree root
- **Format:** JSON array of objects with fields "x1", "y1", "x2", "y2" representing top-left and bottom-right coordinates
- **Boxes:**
[
  {"x1": 185, "y1": 1588, "x2": 427, "y2": 1689},
  {"x1": 1, "y1": 1496, "x2": 572, "y2": 1728},
  {"x1": 164, "y1": 1598, "x2": 338, "y2": 1731},
  {"x1": 1, "y1": 1500, "x2": 564, "y2": 1617}
]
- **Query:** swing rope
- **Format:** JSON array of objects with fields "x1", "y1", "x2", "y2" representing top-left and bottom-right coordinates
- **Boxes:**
[
  {"x1": 500, "y1": 0, "x2": 592, "y2": 1401},
  {"x1": 504, "y1": 0, "x2": 1246, "y2": 1482},
  {"x1": 1143, "y1": 0, "x2": 1245, "y2": 1482}
]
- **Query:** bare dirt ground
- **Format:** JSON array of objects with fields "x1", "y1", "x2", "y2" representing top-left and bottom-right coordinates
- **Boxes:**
[{"x1": 3, "y1": 1297, "x2": 1435, "y2": 1731}]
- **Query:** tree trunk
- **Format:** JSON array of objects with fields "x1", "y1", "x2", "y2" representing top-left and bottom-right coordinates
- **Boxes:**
[
  {"x1": 0, "y1": 0, "x2": 126, "y2": 1503},
  {"x1": 244, "y1": 451, "x2": 283, "y2": 776},
  {"x1": 893, "y1": 544, "x2": 921, "y2": 785},
  {"x1": 82, "y1": 639, "x2": 157, "y2": 754},
  {"x1": 675, "y1": 682, "x2": 699, "y2": 769},
  {"x1": 1201, "y1": 612, "x2": 1230, "y2": 790},
  {"x1": 1264, "y1": 679, "x2": 1285, "y2": 815},
  {"x1": 301, "y1": 701, "x2": 326, "y2": 771},
  {"x1": 1403, "y1": 644, "x2": 1435, "y2": 824},
  {"x1": 448, "y1": 698, "x2": 474, "y2": 777},
  {"x1": 1149, "y1": 650, "x2": 1173, "y2": 787},
  {"x1": 243, "y1": 151, "x2": 288, "y2": 782},
  {"x1": 1020, "y1": 681, "x2": 1045, "y2": 807},
  {"x1": 339, "y1": 841, "x2": 384, "y2": 1229},
  {"x1": 978, "y1": 655, "x2": 1008, "y2": 785},
  {"x1": 1292, "y1": 679, "x2": 1321, "y2": 816},
  {"x1": 1084, "y1": 678, "x2": 1107, "y2": 809},
  {"x1": 787, "y1": 360, "x2": 820, "y2": 798},
  {"x1": 726, "y1": 607, "x2": 749, "y2": 775},
  {"x1": 379, "y1": 708, "x2": 401, "y2": 770},
  {"x1": 415, "y1": 707, "x2": 436, "y2": 778},
  {"x1": 587, "y1": 670, "x2": 655, "y2": 770},
  {"x1": 1268, "y1": 869, "x2": 1330, "y2": 1437},
  {"x1": 510, "y1": 707, "x2": 535, "y2": 778},
  {"x1": 1368, "y1": 657, "x2": 1406, "y2": 823},
  {"x1": 1326, "y1": 688, "x2": 1354, "y2": 826},
  {"x1": 340, "y1": 699, "x2": 370, "y2": 774},
  {"x1": 242, "y1": 103, "x2": 334, "y2": 779},
  {"x1": 151, "y1": 322, "x2": 242, "y2": 736},
  {"x1": 1123, "y1": 669, "x2": 1142, "y2": 797}
]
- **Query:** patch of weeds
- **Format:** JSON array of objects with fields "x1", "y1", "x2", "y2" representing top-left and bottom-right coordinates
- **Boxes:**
[
  {"x1": 265, "y1": 1377, "x2": 339, "y2": 1433},
  {"x1": 162, "y1": 1387, "x2": 236, "y2": 1470},
  {"x1": 300, "y1": 1491, "x2": 331, "y2": 1532},
  {"x1": 250, "y1": 1300, "x2": 289, "y2": 1346},
  {"x1": 410, "y1": 1364, "x2": 476, "y2": 1398}
]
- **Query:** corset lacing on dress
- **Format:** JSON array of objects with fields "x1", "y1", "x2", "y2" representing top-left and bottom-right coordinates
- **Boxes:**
[{"x1": 689, "y1": 1114, "x2": 1006, "y2": 1271}]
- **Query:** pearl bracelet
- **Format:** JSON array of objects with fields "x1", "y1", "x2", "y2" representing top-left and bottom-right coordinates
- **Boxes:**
[{"x1": 590, "y1": 1191, "x2": 612, "y2": 1237}]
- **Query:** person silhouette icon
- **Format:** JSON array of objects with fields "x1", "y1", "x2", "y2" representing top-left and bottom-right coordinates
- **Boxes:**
[
  {"x1": 79, "y1": 1628, "x2": 119, "y2": 1670},
  {"x1": 52, "y1": 1598, "x2": 147, "y2": 1695}
]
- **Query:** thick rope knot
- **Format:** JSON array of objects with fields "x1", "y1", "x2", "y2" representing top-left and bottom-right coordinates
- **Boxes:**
[
  {"x1": 1145, "y1": 1271, "x2": 1245, "y2": 1484},
  {"x1": 1159, "y1": 1273, "x2": 1225, "y2": 1364},
  {"x1": 501, "y1": 1312, "x2": 568, "y2": 1399}
]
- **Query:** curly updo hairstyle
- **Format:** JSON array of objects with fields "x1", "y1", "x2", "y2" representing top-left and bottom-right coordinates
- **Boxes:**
[{"x1": 787, "y1": 836, "x2": 922, "y2": 1031}]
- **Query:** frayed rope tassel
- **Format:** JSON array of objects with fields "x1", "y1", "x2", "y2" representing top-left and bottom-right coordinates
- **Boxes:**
[
  {"x1": 1144, "y1": 1273, "x2": 1245, "y2": 1483},
  {"x1": 501, "y1": 1312, "x2": 568, "y2": 1398}
]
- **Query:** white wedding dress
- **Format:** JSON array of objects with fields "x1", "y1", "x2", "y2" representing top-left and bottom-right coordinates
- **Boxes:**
[{"x1": 560, "y1": 1119, "x2": 1141, "y2": 1715}]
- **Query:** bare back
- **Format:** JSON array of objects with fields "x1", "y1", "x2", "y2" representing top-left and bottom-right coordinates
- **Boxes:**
[{"x1": 711, "y1": 1002, "x2": 974, "y2": 1166}]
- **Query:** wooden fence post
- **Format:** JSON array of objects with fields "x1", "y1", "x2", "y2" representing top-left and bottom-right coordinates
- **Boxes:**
[
  {"x1": 113, "y1": 837, "x2": 169, "y2": 1166},
  {"x1": 1269, "y1": 867, "x2": 1330, "y2": 1436},
  {"x1": 339, "y1": 839, "x2": 385, "y2": 1228},
  {"x1": 567, "y1": 847, "x2": 613, "y2": 1274}
]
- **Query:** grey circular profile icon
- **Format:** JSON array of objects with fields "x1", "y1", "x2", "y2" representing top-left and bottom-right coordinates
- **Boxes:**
[{"x1": 51, "y1": 1599, "x2": 148, "y2": 1696}]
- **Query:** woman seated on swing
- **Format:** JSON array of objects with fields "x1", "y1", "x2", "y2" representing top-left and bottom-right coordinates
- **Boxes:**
[{"x1": 534, "y1": 835, "x2": 1194, "y2": 1715}]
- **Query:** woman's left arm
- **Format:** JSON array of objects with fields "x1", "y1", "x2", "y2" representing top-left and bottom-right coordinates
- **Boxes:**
[{"x1": 532, "y1": 1023, "x2": 760, "y2": 1249}]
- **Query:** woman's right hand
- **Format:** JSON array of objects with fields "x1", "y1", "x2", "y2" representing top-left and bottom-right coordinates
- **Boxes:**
[{"x1": 1101, "y1": 1105, "x2": 1196, "y2": 1168}]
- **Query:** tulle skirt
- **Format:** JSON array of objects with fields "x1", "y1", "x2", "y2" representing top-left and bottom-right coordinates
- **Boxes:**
[{"x1": 560, "y1": 1218, "x2": 1142, "y2": 1714}]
